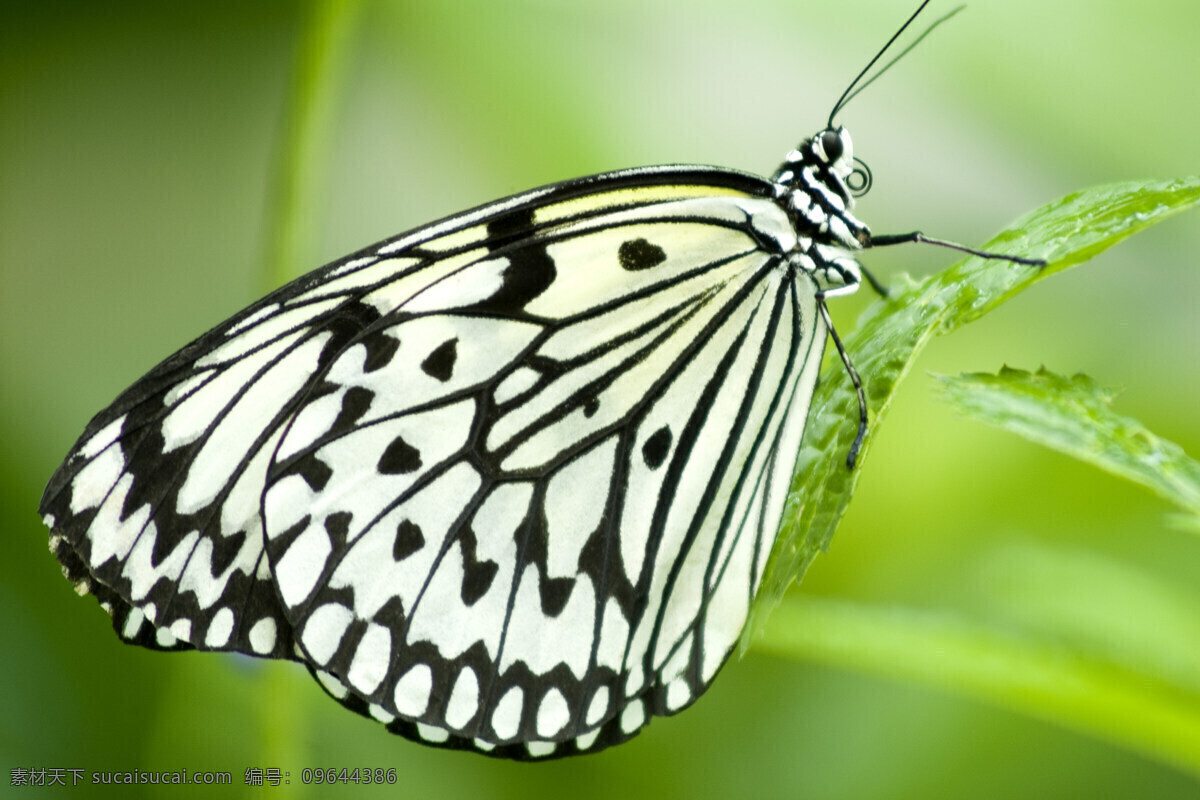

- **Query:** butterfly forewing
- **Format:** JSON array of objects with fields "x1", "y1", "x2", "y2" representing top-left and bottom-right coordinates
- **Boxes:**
[{"x1": 40, "y1": 167, "x2": 838, "y2": 759}]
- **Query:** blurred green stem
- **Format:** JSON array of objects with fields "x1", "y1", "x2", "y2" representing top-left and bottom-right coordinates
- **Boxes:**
[
  {"x1": 758, "y1": 595, "x2": 1200, "y2": 778},
  {"x1": 262, "y1": 0, "x2": 363, "y2": 292},
  {"x1": 258, "y1": 1, "x2": 363, "y2": 791}
]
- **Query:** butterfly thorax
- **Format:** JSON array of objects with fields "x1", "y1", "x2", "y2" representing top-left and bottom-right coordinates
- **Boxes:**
[{"x1": 772, "y1": 126, "x2": 868, "y2": 294}]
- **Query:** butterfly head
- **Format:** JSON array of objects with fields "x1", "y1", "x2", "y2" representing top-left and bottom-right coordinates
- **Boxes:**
[
  {"x1": 772, "y1": 126, "x2": 870, "y2": 202},
  {"x1": 771, "y1": 126, "x2": 872, "y2": 251},
  {"x1": 814, "y1": 127, "x2": 854, "y2": 177}
]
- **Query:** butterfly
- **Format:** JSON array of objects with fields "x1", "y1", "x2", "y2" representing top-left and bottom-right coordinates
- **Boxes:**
[{"x1": 38, "y1": 1, "x2": 1040, "y2": 760}]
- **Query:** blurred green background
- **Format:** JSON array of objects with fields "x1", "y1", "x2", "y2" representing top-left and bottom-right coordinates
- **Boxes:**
[{"x1": 3, "y1": 1, "x2": 1199, "y2": 797}]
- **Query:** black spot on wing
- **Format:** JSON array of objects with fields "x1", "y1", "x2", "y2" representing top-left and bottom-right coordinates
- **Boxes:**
[
  {"x1": 392, "y1": 519, "x2": 424, "y2": 562},
  {"x1": 462, "y1": 560, "x2": 498, "y2": 607},
  {"x1": 469, "y1": 208, "x2": 556, "y2": 313},
  {"x1": 208, "y1": 529, "x2": 246, "y2": 576},
  {"x1": 641, "y1": 425, "x2": 672, "y2": 470},
  {"x1": 618, "y1": 238, "x2": 666, "y2": 271},
  {"x1": 484, "y1": 250, "x2": 556, "y2": 313},
  {"x1": 485, "y1": 205, "x2": 536, "y2": 249},
  {"x1": 291, "y1": 453, "x2": 334, "y2": 492},
  {"x1": 362, "y1": 332, "x2": 400, "y2": 373},
  {"x1": 330, "y1": 386, "x2": 373, "y2": 434},
  {"x1": 421, "y1": 338, "x2": 458, "y2": 382},
  {"x1": 582, "y1": 396, "x2": 600, "y2": 418},
  {"x1": 458, "y1": 529, "x2": 498, "y2": 606},
  {"x1": 324, "y1": 511, "x2": 353, "y2": 550},
  {"x1": 539, "y1": 575, "x2": 575, "y2": 617},
  {"x1": 378, "y1": 435, "x2": 422, "y2": 474}
]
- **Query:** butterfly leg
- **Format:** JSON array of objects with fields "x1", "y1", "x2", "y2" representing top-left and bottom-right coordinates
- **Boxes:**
[
  {"x1": 868, "y1": 231, "x2": 1046, "y2": 267},
  {"x1": 816, "y1": 296, "x2": 868, "y2": 470},
  {"x1": 859, "y1": 264, "x2": 890, "y2": 298}
]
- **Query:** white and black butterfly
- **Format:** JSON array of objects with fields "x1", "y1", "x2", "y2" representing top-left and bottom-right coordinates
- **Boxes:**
[{"x1": 38, "y1": 2, "x2": 1039, "y2": 760}]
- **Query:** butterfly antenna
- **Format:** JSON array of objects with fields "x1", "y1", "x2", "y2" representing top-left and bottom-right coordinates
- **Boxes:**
[{"x1": 827, "y1": 1, "x2": 965, "y2": 127}]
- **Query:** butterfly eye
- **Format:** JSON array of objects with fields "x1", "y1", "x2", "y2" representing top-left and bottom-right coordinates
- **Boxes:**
[{"x1": 820, "y1": 130, "x2": 844, "y2": 163}]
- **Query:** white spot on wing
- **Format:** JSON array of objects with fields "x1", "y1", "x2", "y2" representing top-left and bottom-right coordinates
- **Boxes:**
[
  {"x1": 315, "y1": 669, "x2": 348, "y2": 699},
  {"x1": 575, "y1": 728, "x2": 601, "y2": 751},
  {"x1": 595, "y1": 597, "x2": 629, "y2": 672},
  {"x1": 619, "y1": 698, "x2": 646, "y2": 734},
  {"x1": 369, "y1": 704, "x2": 394, "y2": 723},
  {"x1": 122, "y1": 607, "x2": 145, "y2": 640},
  {"x1": 624, "y1": 666, "x2": 644, "y2": 698},
  {"x1": 666, "y1": 679, "x2": 691, "y2": 712},
  {"x1": 274, "y1": 522, "x2": 332, "y2": 609},
  {"x1": 163, "y1": 369, "x2": 217, "y2": 409},
  {"x1": 261, "y1": 474, "x2": 313, "y2": 542},
  {"x1": 536, "y1": 688, "x2": 570, "y2": 738},
  {"x1": 249, "y1": 618, "x2": 277, "y2": 654},
  {"x1": 69, "y1": 444, "x2": 125, "y2": 515},
  {"x1": 415, "y1": 723, "x2": 450, "y2": 743},
  {"x1": 78, "y1": 416, "x2": 126, "y2": 459},
  {"x1": 155, "y1": 625, "x2": 178, "y2": 648},
  {"x1": 526, "y1": 741, "x2": 556, "y2": 758},
  {"x1": 347, "y1": 623, "x2": 392, "y2": 695},
  {"x1": 393, "y1": 663, "x2": 433, "y2": 717},
  {"x1": 168, "y1": 618, "x2": 191, "y2": 643},
  {"x1": 445, "y1": 667, "x2": 480, "y2": 730},
  {"x1": 205, "y1": 607, "x2": 234, "y2": 647},
  {"x1": 491, "y1": 686, "x2": 524, "y2": 740},
  {"x1": 585, "y1": 686, "x2": 610, "y2": 726},
  {"x1": 301, "y1": 603, "x2": 353, "y2": 665}
]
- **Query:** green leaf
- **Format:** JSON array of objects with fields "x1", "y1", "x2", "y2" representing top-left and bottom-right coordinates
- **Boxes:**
[
  {"x1": 933, "y1": 367, "x2": 1200, "y2": 524},
  {"x1": 745, "y1": 177, "x2": 1200, "y2": 646}
]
